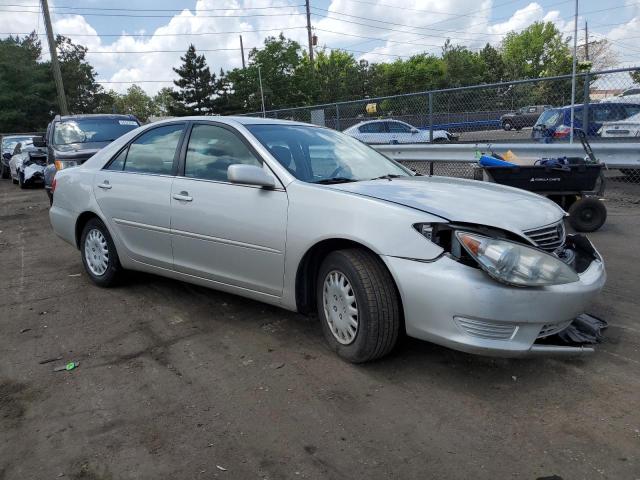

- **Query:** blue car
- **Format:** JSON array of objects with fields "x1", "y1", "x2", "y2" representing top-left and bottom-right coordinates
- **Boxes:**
[{"x1": 532, "y1": 102, "x2": 640, "y2": 142}]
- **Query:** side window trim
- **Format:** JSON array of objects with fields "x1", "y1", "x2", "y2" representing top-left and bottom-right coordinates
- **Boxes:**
[{"x1": 102, "y1": 122, "x2": 187, "y2": 175}]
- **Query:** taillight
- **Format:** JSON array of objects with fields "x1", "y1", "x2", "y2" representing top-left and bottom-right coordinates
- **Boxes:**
[
  {"x1": 51, "y1": 177, "x2": 57, "y2": 193},
  {"x1": 553, "y1": 125, "x2": 571, "y2": 138}
]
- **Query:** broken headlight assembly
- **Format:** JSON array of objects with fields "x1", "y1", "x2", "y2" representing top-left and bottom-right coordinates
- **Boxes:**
[
  {"x1": 414, "y1": 223, "x2": 580, "y2": 287},
  {"x1": 455, "y1": 231, "x2": 579, "y2": 287}
]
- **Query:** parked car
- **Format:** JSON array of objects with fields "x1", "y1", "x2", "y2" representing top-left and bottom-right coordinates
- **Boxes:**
[
  {"x1": 500, "y1": 105, "x2": 551, "y2": 131},
  {"x1": 35, "y1": 114, "x2": 141, "y2": 204},
  {"x1": 598, "y1": 111, "x2": 640, "y2": 138},
  {"x1": 532, "y1": 102, "x2": 640, "y2": 141},
  {"x1": 343, "y1": 119, "x2": 456, "y2": 144},
  {"x1": 8, "y1": 139, "x2": 47, "y2": 188},
  {"x1": 50, "y1": 117, "x2": 606, "y2": 362},
  {"x1": 1, "y1": 135, "x2": 33, "y2": 179}
]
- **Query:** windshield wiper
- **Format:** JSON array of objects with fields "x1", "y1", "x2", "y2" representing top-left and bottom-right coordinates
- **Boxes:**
[
  {"x1": 370, "y1": 174, "x2": 404, "y2": 181},
  {"x1": 313, "y1": 177, "x2": 358, "y2": 184}
]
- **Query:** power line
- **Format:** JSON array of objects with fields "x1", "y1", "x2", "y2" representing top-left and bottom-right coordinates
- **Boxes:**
[
  {"x1": 85, "y1": 47, "x2": 254, "y2": 54},
  {"x1": 0, "y1": 9, "x2": 305, "y2": 18},
  {"x1": 0, "y1": 3, "x2": 304, "y2": 11},
  {"x1": 0, "y1": 26, "x2": 307, "y2": 37}
]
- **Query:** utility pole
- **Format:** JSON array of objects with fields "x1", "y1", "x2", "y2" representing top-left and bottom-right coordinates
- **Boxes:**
[
  {"x1": 305, "y1": 0, "x2": 314, "y2": 66},
  {"x1": 584, "y1": 21, "x2": 589, "y2": 62},
  {"x1": 239, "y1": 35, "x2": 246, "y2": 69},
  {"x1": 569, "y1": 0, "x2": 578, "y2": 144},
  {"x1": 41, "y1": 0, "x2": 68, "y2": 115}
]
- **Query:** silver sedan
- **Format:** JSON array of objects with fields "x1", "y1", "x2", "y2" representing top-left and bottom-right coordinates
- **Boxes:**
[{"x1": 49, "y1": 117, "x2": 606, "y2": 362}]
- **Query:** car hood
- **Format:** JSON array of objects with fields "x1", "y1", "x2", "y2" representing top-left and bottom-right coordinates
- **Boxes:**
[
  {"x1": 328, "y1": 176, "x2": 565, "y2": 233},
  {"x1": 52, "y1": 141, "x2": 111, "y2": 161}
]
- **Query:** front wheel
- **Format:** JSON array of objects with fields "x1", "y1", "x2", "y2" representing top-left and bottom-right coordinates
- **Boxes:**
[
  {"x1": 0, "y1": 163, "x2": 9, "y2": 179},
  {"x1": 316, "y1": 249, "x2": 401, "y2": 363},
  {"x1": 80, "y1": 218, "x2": 122, "y2": 287},
  {"x1": 568, "y1": 198, "x2": 607, "y2": 232},
  {"x1": 18, "y1": 171, "x2": 26, "y2": 189},
  {"x1": 502, "y1": 121, "x2": 513, "y2": 131}
]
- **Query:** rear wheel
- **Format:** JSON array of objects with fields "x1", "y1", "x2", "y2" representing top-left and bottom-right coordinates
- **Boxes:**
[
  {"x1": 316, "y1": 249, "x2": 400, "y2": 363},
  {"x1": 568, "y1": 198, "x2": 607, "y2": 232},
  {"x1": 80, "y1": 218, "x2": 122, "y2": 287}
]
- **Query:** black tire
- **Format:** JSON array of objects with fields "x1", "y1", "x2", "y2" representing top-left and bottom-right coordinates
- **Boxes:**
[
  {"x1": 568, "y1": 198, "x2": 607, "y2": 232},
  {"x1": 316, "y1": 249, "x2": 400, "y2": 363},
  {"x1": 47, "y1": 190, "x2": 53, "y2": 206},
  {"x1": 432, "y1": 137, "x2": 449, "y2": 143},
  {"x1": 80, "y1": 218, "x2": 122, "y2": 287},
  {"x1": 18, "y1": 171, "x2": 26, "y2": 189},
  {"x1": 0, "y1": 163, "x2": 9, "y2": 179},
  {"x1": 502, "y1": 120, "x2": 513, "y2": 131}
]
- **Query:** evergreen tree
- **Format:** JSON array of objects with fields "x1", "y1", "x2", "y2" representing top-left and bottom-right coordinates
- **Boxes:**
[{"x1": 170, "y1": 44, "x2": 216, "y2": 115}]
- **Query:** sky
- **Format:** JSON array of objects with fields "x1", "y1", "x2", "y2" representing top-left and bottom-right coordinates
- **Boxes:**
[{"x1": 1, "y1": 0, "x2": 639, "y2": 94}]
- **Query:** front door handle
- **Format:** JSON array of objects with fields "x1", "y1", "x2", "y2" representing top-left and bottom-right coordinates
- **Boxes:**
[
  {"x1": 97, "y1": 180, "x2": 112, "y2": 190},
  {"x1": 172, "y1": 191, "x2": 193, "y2": 202}
]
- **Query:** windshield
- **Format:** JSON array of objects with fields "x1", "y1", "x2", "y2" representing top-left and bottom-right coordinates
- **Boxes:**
[
  {"x1": 2, "y1": 136, "x2": 32, "y2": 152},
  {"x1": 535, "y1": 109, "x2": 562, "y2": 127},
  {"x1": 246, "y1": 124, "x2": 411, "y2": 183},
  {"x1": 53, "y1": 118, "x2": 140, "y2": 145}
]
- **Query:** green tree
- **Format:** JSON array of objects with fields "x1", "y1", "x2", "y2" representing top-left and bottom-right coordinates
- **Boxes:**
[
  {"x1": 630, "y1": 70, "x2": 640, "y2": 84},
  {"x1": 0, "y1": 33, "x2": 55, "y2": 132},
  {"x1": 170, "y1": 44, "x2": 216, "y2": 115},
  {"x1": 152, "y1": 87, "x2": 178, "y2": 117},
  {"x1": 478, "y1": 43, "x2": 505, "y2": 84},
  {"x1": 112, "y1": 85, "x2": 155, "y2": 122},
  {"x1": 55, "y1": 35, "x2": 107, "y2": 113},
  {"x1": 501, "y1": 22, "x2": 572, "y2": 80}
]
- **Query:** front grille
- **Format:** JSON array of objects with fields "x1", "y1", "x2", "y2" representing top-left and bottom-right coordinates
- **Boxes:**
[
  {"x1": 455, "y1": 317, "x2": 518, "y2": 340},
  {"x1": 524, "y1": 221, "x2": 566, "y2": 252},
  {"x1": 537, "y1": 320, "x2": 572, "y2": 338}
]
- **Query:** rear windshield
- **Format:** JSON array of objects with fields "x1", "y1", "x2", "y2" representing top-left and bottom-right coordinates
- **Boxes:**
[
  {"x1": 2, "y1": 136, "x2": 32, "y2": 152},
  {"x1": 53, "y1": 118, "x2": 140, "y2": 145},
  {"x1": 535, "y1": 109, "x2": 562, "y2": 127}
]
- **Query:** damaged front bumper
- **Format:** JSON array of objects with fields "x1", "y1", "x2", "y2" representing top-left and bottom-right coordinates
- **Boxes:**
[
  {"x1": 22, "y1": 164, "x2": 45, "y2": 184},
  {"x1": 382, "y1": 237, "x2": 606, "y2": 357}
]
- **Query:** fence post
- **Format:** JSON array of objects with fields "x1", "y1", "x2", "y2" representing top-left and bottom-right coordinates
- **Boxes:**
[
  {"x1": 582, "y1": 72, "x2": 590, "y2": 137},
  {"x1": 335, "y1": 104, "x2": 340, "y2": 131},
  {"x1": 428, "y1": 92, "x2": 433, "y2": 142}
]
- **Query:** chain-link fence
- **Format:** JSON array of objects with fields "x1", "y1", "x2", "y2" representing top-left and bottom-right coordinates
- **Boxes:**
[{"x1": 241, "y1": 67, "x2": 640, "y2": 184}]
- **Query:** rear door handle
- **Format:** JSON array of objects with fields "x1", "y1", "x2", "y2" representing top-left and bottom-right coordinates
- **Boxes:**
[
  {"x1": 172, "y1": 191, "x2": 193, "y2": 202},
  {"x1": 97, "y1": 181, "x2": 112, "y2": 190}
]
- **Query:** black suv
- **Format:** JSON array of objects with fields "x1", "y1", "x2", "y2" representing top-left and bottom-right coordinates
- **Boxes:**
[
  {"x1": 500, "y1": 105, "x2": 552, "y2": 131},
  {"x1": 35, "y1": 114, "x2": 141, "y2": 203}
]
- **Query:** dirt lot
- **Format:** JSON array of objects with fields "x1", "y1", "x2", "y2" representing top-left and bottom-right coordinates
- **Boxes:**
[{"x1": 1, "y1": 179, "x2": 639, "y2": 480}]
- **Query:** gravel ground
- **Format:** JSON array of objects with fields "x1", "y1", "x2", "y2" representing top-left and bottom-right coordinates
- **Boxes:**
[{"x1": 1, "y1": 179, "x2": 639, "y2": 480}]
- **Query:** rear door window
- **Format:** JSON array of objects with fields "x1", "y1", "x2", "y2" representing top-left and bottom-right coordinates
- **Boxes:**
[
  {"x1": 358, "y1": 122, "x2": 386, "y2": 133},
  {"x1": 111, "y1": 124, "x2": 184, "y2": 175}
]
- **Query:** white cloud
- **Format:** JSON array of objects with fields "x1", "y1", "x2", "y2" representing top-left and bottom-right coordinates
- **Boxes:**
[{"x1": 1, "y1": 0, "x2": 637, "y2": 95}]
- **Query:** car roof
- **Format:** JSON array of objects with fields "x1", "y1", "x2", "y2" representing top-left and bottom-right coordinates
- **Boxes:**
[
  {"x1": 349, "y1": 119, "x2": 405, "y2": 127},
  {"x1": 55, "y1": 114, "x2": 139, "y2": 121},
  {"x1": 2, "y1": 134, "x2": 33, "y2": 140},
  {"x1": 556, "y1": 102, "x2": 638, "y2": 109},
  {"x1": 149, "y1": 115, "x2": 314, "y2": 128}
]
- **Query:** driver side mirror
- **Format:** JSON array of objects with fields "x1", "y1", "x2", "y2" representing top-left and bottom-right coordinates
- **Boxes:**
[
  {"x1": 2, "y1": 152, "x2": 11, "y2": 160},
  {"x1": 410, "y1": 127, "x2": 419, "y2": 134},
  {"x1": 227, "y1": 164, "x2": 275, "y2": 188},
  {"x1": 32, "y1": 136, "x2": 46, "y2": 148}
]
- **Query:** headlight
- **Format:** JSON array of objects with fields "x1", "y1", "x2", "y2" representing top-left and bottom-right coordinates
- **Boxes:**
[
  {"x1": 456, "y1": 231, "x2": 579, "y2": 287},
  {"x1": 54, "y1": 160, "x2": 78, "y2": 170}
]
